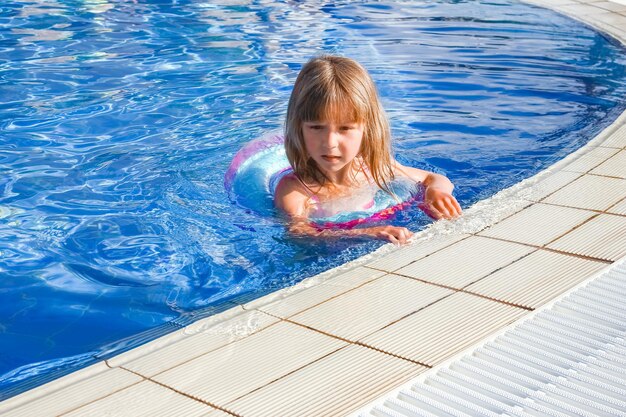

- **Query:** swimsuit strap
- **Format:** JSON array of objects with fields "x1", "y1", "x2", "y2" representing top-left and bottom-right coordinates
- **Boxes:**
[
  {"x1": 295, "y1": 174, "x2": 321, "y2": 204},
  {"x1": 270, "y1": 168, "x2": 320, "y2": 203}
]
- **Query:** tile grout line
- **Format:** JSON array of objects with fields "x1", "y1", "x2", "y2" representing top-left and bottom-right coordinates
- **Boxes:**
[
  {"x1": 360, "y1": 234, "x2": 476, "y2": 275},
  {"x1": 385, "y1": 267, "x2": 536, "y2": 311},
  {"x1": 606, "y1": 196, "x2": 626, "y2": 213},
  {"x1": 119, "y1": 366, "x2": 244, "y2": 417},
  {"x1": 351, "y1": 291, "x2": 463, "y2": 338},
  {"x1": 277, "y1": 317, "x2": 436, "y2": 369},
  {"x1": 56, "y1": 378, "x2": 147, "y2": 417},
  {"x1": 219, "y1": 344, "x2": 352, "y2": 407},
  {"x1": 475, "y1": 233, "x2": 613, "y2": 264},
  {"x1": 118, "y1": 308, "x2": 429, "y2": 412},
  {"x1": 241, "y1": 310, "x2": 438, "y2": 370},
  {"x1": 561, "y1": 169, "x2": 625, "y2": 180},
  {"x1": 247, "y1": 235, "x2": 475, "y2": 321},
  {"x1": 142, "y1": 319, "x2": 288, "y2": 379},
  {"x1": 537, "y1": 200, "x2": 626, "y2": 217},
  {"x1": 351, "y1": 341, "x2": 433, "y2": 369},
  {"x1": 102, "y1": 317, "x2": 288, "y2": 384},
  {"x1": 529, "y1": 171, "x2": 586, "y2": 202},
  {"x1": 247, "y1": 272, "x2": 389, "y2": 319},
  {"x1": 260, "y1": 291, "x2": 533, "y2": 377}
]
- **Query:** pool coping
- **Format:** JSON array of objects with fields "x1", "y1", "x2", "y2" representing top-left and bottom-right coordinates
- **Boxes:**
[{"x1": 1, "y1": 0, "x2": 626, "y2": 415}]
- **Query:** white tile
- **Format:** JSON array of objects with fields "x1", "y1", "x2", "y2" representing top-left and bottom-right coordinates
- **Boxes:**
[
  {"x1": 360, "y1": 293, "x2": 526, "y2": 366},
  {"x1": 592, "y1": 1, "x2": 626, "y2": 11},
  {"x1": 478, "y1": 203, "x2": 597, "y2": 247},
  {"x1": 547, "y1": 213, "x2": 626, "y2": 261},
  {"x1": 0, "y1": 362, "x2": 107, "y2": 413},
  {"x1": 107, "y1": 305, "x2": 246, "y2": 368},
  {"x1": 542, "y1": 174, "x2": 626, "y2": 211},
  {"x1": 395, "y1": 236, "x2": 535, "y2": 288},
  {"x1": 608, "y1": 198, "x2": 626, "y2": 215},
  {"x1": 587, "y1": 113, "x2": 626, "y2": 147},
  {"x1": 365, "y1": 233, "x2": 469, "y2": 272},
  {"x1": 466, "y1": 250, "x2": 607, "y2": 308},
  {"x1": 558, "y1": 3, "x2": 613, "y2": 14},
  {"x1": 524, "y1": 0, "x2": 578, "y2": 5},
  {"x1": 153, "y1": 321, "x2": 345, "y2": 405},
  {"x1": 525, "y1": 171, "x2": 581, "y2": 202},
  {"x1": 227, "y1": 344, "x2": 425, "y2": 417},
  {"x1": 290, "y1": 274, "x2": 453, "y2": 341},
  {"x1": 561, "y1": 147, "x2": 620, "y2": 173},
  {"x1": 599, "y1": 124, "x2": 626, "y2": 148},
  {"x1": 64, "y1": 380, "x2": 219, "y2": 417},
  {"x1": 0, "y1": 367, "x2": 142, "y2": 417},
  {"x1": 123, "y1": 309, "x2": 279, "y2": 376},
  {"x1": 593, "y1": 10, "x2": 626, "y2": 26},
  {"x1": 572, "y1": 13, "x2": 626, "y2": 42},
  {"x1": 258, "y1": 267, "x2": 385, "y2": 319},
  {"x1": 590, "y1": 150, "x2": 626, "y2": 178}
]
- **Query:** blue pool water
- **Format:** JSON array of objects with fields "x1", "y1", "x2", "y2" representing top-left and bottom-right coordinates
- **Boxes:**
[{"x1": 1, "y1": 0, "x2": 626, "y2": 397}]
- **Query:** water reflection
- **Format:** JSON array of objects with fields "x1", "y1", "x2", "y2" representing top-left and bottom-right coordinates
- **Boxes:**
[
  {"x1": 80, "y1": 0, "x2": 115, "y2": 14},
  {"x1": 12, "y1": 28, "x2": 73, "y2": 42}
]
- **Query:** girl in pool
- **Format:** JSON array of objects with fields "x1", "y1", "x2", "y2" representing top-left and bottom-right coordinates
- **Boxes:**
[{"x1": 275, "y1": 55, "x2": 462, "y2": 244}]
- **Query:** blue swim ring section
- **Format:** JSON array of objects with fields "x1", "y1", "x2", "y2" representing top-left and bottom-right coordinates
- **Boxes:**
[{"x1": 225, "y1": 134, "x2": 290, "y2": 216}]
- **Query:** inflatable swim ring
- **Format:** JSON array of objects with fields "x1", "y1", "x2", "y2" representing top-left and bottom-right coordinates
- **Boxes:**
[{"x1": 224, "y1": 134, "x2": 422, "y2": 229}]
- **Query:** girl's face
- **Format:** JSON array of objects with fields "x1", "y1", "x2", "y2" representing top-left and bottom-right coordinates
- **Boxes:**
[{"x1": 302, "y1": 118, "x2": 364, "y2": 180}]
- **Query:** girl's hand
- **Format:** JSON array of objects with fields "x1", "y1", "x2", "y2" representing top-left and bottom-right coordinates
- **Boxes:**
[
  {"x1": 419, "y1": 187, "x2": 463, "y2": 220},
  {"x1": 392, "y1": 162, "x2": 462, "y2": 220},
  {"x1": 366, "y1": 225, "x2": 413, "y2": 245}
]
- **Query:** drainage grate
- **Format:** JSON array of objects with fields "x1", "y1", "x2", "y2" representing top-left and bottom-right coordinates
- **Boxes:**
[{"x1": 355, "y1": 259, "x2": 626, "y2": 417}]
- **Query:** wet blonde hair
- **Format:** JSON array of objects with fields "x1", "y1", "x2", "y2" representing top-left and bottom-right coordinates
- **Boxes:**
[{"x1": 284, "y1": 55, "x2": 394, "y2": 193}]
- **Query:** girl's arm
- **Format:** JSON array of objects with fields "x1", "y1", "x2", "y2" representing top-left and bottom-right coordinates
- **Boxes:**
[
  {"x1": 274, "y1": 174, "x2": 413, "y2": 245},
  {"x1": 393, "y1": 162, "x2": 462, "y2": 220},
  {"x1": 287, "y1": 219, "x2": 413, "y2": 245}
]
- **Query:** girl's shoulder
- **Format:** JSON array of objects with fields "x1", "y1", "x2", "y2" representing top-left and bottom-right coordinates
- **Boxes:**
[
  {"x1": 274, "y1": 172, "x2": 319, "y2": 216},
  {"x1": 275, "y1": 172, "x2": 315, "y2": 195}
]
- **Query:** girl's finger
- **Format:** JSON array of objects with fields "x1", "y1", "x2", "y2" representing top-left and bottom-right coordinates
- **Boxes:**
[
  {"x1": 452, "y1": 198, "x2": 463, "y2": 215},
  {"x1": 421, "y1": 202, "x2": 442, "y2": 219},
  {"x1": 442, "y1": 198, "x2": 457, "y2": 218},
  {"x1": 448, "y1": 198, "x2": 461, "y2": 218},
  {"x1": 399, "y1": 228, "x2": 411, "y2": 244},
  {"x1": 434, "y1": 200, "x2": 451, "y2": 219},
  {"x1": 387, "y1": 233, "x2": 401, "y2": 245},
  {"x1": 392, "y1": 230, "x2": 404, "y2": 244}
]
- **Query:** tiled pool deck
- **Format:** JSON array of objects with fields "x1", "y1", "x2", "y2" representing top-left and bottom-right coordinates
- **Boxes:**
[{"x1": 2, "y1": 1, "x2": 626, "y2": 415}]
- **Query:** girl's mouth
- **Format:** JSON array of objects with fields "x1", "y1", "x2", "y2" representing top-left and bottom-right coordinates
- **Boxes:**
[{"x1": 321, "y1": 155, "x2": 341, "y2": 161}]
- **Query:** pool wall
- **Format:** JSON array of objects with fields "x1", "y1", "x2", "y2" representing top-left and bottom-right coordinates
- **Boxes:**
[{"x1": 1, "y1": 0, "x2": 625, "y2": 415}]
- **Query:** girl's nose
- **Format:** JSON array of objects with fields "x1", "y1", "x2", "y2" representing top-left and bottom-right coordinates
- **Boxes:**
[{"x1": 322, "y1": 130, "x2": 339, "y2": 149}]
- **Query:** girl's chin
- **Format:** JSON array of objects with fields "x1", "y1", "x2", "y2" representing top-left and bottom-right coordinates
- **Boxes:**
[{"x1": 318, "y1": 162, "x2": 346, "y2": 171}]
